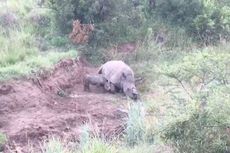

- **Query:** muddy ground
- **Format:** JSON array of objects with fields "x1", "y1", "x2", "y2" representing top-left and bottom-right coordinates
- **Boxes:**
[{"x1": 0, "y1": 58, "x2": 129, "y2": 152}]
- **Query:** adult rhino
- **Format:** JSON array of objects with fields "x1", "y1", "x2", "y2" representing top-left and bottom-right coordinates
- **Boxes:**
[{"x1": 98, "y1": 60, "x2": 139, "y2": 100}]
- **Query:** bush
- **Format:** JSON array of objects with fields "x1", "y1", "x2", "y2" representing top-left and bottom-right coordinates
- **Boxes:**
[
  {"x1": 163, "y1": 88, "x2": 230, "y2": 153},
  {"x1": 155, "y1": 0, "x2": 230, "y2": 45},
  {"x1": 192, "y1": 1, "x2": 230, "y2": 45},
  {"x1": 160, "y1": 50, "x2": 230, "y2": 153},
  {"x1": 46, "y1": 0, "x2": 148, "y2": 46},
  {"x1": 161, "y1": 51, "x2": 230, "y2": 100},
  {"x1": 156, "y1": 0, "x2": 203, "y2": 26}
]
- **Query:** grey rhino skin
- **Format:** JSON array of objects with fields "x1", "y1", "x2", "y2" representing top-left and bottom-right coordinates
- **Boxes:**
[
  {"x1": 83, "y1": 74, "x2": 110, "y2": 91},
  {"x1": 98, "y1": 60, "x2": 139, "y2": 100}
]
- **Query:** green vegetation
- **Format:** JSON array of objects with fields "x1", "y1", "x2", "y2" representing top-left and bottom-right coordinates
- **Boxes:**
[
  {"x1": 0, "y1": 0, "x2": 77, "y2": 81},
  {"x1": 0, "y1": 50, "x2": 77, "y2": 81},
  {"x1": 0, "y1": 133, "x2": 7, "y2": 151},
  {"x1": 41, "y1": 137, "x2": 70, "y2": 153},
  {"x1": 1, "y1": 0, "x2": 230, "y2": 152}
]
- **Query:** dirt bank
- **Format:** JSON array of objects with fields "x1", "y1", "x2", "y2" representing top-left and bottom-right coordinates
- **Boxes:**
[{"x1": 0, "y1": 58, "x2": 128, "y2": 152}]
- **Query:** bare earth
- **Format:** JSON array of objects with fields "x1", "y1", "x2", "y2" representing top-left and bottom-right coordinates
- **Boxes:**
[{"x1": 0, "y1": 59, "x2": 128, "y2": 152}]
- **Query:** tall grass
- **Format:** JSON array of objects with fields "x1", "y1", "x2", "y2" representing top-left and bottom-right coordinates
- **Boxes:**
[
  {"x1": 125, "y1": 102, "x2": 147, "y2": 146},
  {"x1": 0, "y1": 0, "x2": 77, "y2": 81},
  {"x1": 41, "y1": 137, "x2": 71, "y2": 153},
  {"x1": 0, "y1": 27, "x2": 38, "y2": 67}
]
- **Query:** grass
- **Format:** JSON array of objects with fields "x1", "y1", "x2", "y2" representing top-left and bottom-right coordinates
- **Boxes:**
[
  {"x1": 0, "y1": 50, "x2": 77, "y2": 81},
  {"x1": 41, "y1": 137, "x2": 71, "y2": 153},
  {"x1": 0, "y1": 0, "x2": 74, "y2": 81},
  {"x1": 0, "y1": 133, "x2": 7, "y2": 145}
]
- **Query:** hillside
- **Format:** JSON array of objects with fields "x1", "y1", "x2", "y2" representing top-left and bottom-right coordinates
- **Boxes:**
[{"x1": 0, "y1": 0, "x2": 230, "y2": 153}]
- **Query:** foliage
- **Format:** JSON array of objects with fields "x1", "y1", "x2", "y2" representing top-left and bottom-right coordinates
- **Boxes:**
[
  {"x1": 160, "y1": 50, "x2": 230, "y2": 153},
  {"x1": 161, "y1": 51, "x2": 230, "y2": 100},
  {"x1": 156, "y1": 0, "x2": 203, "y2": 26},
  {"x1": 163, "y1": 96, "x2": 230, "y2": 153},
  {"x1": 155, "y1": 0, "x2": 230, "y2": 44},
  {"x1": 192, "y1": 1, "x2": 230, "y2": 44},
  {"x1": 25, "y1": 8, "x2": 57, "y2": 38},
  {"x1": 0, "y1": 133, "x2": 7, "y2": 146},
  {"x1": 46, "y1": 0, "x2": 148, "y2": 46},
  {"x1": 0, "y1": 27, "x2": 38, "y2": 67}
]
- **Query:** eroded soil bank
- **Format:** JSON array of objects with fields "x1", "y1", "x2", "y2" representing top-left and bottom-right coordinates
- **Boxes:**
[{"x1": 0, "y1": 58, "x2": 128, "y2": 152}]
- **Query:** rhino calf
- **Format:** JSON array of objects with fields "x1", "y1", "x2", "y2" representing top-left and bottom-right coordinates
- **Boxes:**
[{"x1": 83, "y1": 74, "x2": 110, "y2": 91}]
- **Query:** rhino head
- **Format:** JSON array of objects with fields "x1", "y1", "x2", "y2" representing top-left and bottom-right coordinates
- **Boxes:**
[{"x1": 121, "y1": 73, "x2": 139, "y2": 100}]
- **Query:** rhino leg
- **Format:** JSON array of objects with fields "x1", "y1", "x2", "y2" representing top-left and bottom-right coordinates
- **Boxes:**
[
  {"x1": 104, "y1": 81, "x2": 110, "y2": 91},
  {"x1": 109, "y1": 83, "x2": 116, "y2": 93},
  {"x1": 83, "y1": 75, "x2": 90, "y2": 91}
]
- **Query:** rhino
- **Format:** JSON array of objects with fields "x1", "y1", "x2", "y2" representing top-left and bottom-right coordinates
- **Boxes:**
[
  {"x1": 84, "y1": 60, "x2": 139, "y2": 100},
  {"x1": 98, "y1": 60, "x2": 139, "y2": 100},
  {"x1": 83, "y1": 74, "x2": 110, "y2": 91}
]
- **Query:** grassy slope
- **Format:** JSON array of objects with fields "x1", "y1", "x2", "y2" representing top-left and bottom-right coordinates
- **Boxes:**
[
  {"x1": 0, "y1": 50, "x2": 77, "y2": 81},
  {"x1": 0, "y1": 0, "x2": 77, "y2": 81}
]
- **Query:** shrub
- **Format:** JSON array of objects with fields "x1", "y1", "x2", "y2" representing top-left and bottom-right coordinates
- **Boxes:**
[
  {"x1": 161, "y1": 51, "x2": 230, "y2": 101},
  {"x1": 46, "y1": 0, "x2": 147, "y2": 46},
  {"x1": 163, "y1": 89, "x2": 230, "y2": 153},
  {"x1": 155, "y1": 0, "x2": 230, "y2": 45},
  {"x1": 191, "y1": 1, "x2": 230, "y2": 45},
  {"x1": 160, "y1": 50, "x2": 230, "y2": 153},
  {"x1": 156, "y1": 0, "x2": 203, "y2": 26}
]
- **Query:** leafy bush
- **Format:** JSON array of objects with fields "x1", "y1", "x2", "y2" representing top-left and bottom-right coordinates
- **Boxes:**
[
  {"x1": 46, "y1": 0, "x2": 147, "y2": 46},
  {"x1": 163, "y1": 90, "x2": 230, "y2": 153},
  {"x1": 160, "y1": 50, "x2": 230, "y2": 153},
  {"x1": 192, "y1": 1, "x2": 230, "y2": 45},
  {"x1": 155, "y1": 0, "x2": 230, "y2": 44},
  {"x1": 161, "y1": 51, "x2": 230, "y2": 100},
  {"x1": 156, "y1": 0, "x2": 203, "y2": 26}
]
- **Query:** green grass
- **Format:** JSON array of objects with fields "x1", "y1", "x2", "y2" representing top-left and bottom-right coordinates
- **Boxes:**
[
  {"x1": 41, "y1": 137, "x2": 71, "y2": 153},
  {"x1": 0, "y1": 50, "x2": 77, "y2": 81},
  {"x1": 0, "y1": 133, "x2": 7, "y2": 145}
]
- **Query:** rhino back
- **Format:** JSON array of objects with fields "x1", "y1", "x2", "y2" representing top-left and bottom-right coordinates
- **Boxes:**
[{"x1": 99, "y1": 61, "x2": 134, "y2": 86}]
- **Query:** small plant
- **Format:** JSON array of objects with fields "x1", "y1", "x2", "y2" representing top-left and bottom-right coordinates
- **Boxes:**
[
  {"x1": 41, "y1": 136, "x2": 70, "y2": 153},
  {"x1": 0, "y1": 133, "x2": 7, "y2": 151},
  {"x1": 77, "y1": 124, "x2": 117, "y2": 153},
  {"x1": 125, "y1": 102, "x2": 146, "y2": 146},
  {"x1": 80, "y1": 138, "x2": 117, "y2": 153}
]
